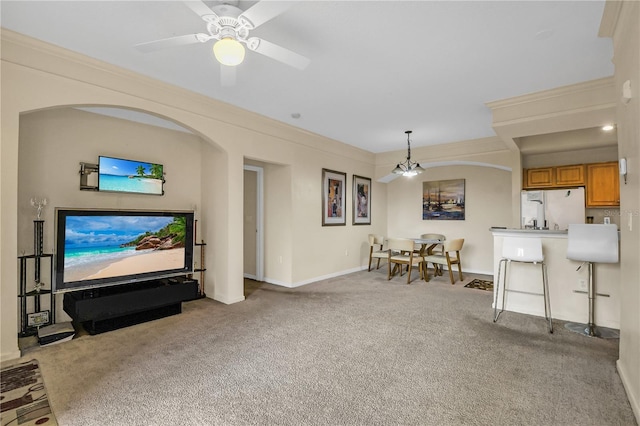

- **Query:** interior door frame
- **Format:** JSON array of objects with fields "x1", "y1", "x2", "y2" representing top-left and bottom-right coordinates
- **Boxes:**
[{"x1": 243, "y1": 165, "x2": 264, "y2": 281}]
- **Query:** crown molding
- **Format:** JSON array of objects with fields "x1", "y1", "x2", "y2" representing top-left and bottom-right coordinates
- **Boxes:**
[
  {"x1": 486, "y1": 77, "x2": 614, "y2": 110},
  {"x1": 599, "y1": 1, "x2": 624, "y2": 38},
  {"x1": 1, "y1": 29, "x2": 374, "y2": 163}
]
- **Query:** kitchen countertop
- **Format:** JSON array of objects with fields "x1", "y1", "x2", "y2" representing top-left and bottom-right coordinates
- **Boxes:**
[
  {"x1": 489, "y1": 227, "x2": 621, "y2": 328},
  {"x1": 489, "y1": 227, "x2": 568, "y2": 236}
]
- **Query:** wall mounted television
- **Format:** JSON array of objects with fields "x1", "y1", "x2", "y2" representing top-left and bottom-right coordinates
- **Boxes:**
[
  {"x1": 54, "y1": 209, "x2": 194, "y2": 293},
  {"x1": 98, "y1": 156, "x2": 164, "y2": 195}
]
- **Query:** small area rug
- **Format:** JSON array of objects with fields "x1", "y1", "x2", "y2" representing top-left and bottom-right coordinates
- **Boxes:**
[
  {"x1": 464, "y1": 278, "x2": 494, "y2": 291},
  {"x1": 1, "y1": 359, "x2": 57, "y2": 426}
]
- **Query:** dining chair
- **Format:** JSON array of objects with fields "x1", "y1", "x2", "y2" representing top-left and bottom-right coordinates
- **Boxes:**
[
  {"x1": 422, "y1": 238, "x2": 464, "y2": 284},
  {"x1": 387, "y1": 238, "x2": 424, "y2": 284},
  {"x1": 367, "y1": 234, "x2": 388, "y2": 271},
  {"x1": 421, "y1": 233, "x2": 445, "y2": 252}
]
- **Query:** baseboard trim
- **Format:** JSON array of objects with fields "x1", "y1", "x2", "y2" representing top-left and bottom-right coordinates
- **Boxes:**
[
  {"x1": 1, "y1": 349, "x2": 22, "y2": 363},
  {"x1": 617, "y1": 359, "x2": 640, "y2": 424},
  {"x1": 212, "y1": 293, "x2": 245, "y2": 305},
  {"x1": 264, "y1": 266, "x2": 366, "y2": 288},
  {"x1": 263, "y1": 265, "x2": 493, "y2": 289}
]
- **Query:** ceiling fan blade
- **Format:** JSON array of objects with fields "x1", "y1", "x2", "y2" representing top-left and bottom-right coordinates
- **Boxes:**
[
  {"x1": 134, "y1": 34, "x2": 206, "y2": 53},
  {"x1": 247, "y1": 37, "x2": 310, "y2": 70},
  {"x1": 238, "y1": 1, "x2": 293, "y2": 30},
  {"x1": 182, "y1": 0, "x2": 215, "y2": 18},
  {"x1": 220, "y1": 64, "x2": 237, "y2": 87}
]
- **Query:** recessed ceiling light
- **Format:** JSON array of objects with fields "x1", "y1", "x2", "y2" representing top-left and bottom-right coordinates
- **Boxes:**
[
  {"x1": 291, "y1": 113, "x2": 301, "y2": 119},
  {"x1": 602, "y1": 124, "x2": 614, "y2": 131}
]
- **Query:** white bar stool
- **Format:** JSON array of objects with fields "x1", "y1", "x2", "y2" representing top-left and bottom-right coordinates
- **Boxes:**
[
  {"x1": 493, "y1": 237, "x2": 553, "y2": 333},
  {"x1": 566, "y1": 224, "x2": 619, "y2": 338}
]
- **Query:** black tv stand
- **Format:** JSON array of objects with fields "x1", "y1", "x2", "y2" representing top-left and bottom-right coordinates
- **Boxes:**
[{"x1": 63, "y1": 277, "x2": 198, "y2": 335}]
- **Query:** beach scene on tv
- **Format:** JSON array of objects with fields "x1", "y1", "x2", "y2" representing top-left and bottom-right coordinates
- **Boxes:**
[
  {"x1": 99, "y1": 156, "x2": 164, "y2": 195},
  {"x1": 63, "y1": 215, "x2": 187, "y2": 283}
]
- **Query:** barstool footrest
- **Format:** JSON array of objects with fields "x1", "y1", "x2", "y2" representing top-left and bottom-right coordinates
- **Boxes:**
[
  {"x1": 503, "y1": 289, "x2": 545, "y2": 297},
  {"x1": 565, "y1": 322, "x2": 619, "y2": 339}
]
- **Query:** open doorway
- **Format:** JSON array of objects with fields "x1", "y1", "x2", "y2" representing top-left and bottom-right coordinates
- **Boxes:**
[{"x1": 243, "y1": 165, "x2": 264, "y2": 282}]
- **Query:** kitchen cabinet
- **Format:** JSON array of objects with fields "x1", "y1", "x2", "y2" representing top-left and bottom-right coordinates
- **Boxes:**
[
  {"x1": 586, "y1": 161, "x2": 619, "y2": 207},
  {"x1": 555, "y1": 164, "x2": 585, "y2": 186},
  {"x1": 524, "y1": 167, "x2": 554, "y2": 188},
  {"x1": 523, "y1": 165, "x2": 585, "y2": 189}
]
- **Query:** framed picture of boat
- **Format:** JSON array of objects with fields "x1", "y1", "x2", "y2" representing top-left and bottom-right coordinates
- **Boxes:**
[{"x1": 422, "y1": 179, "x2": 465, "y2": 220}]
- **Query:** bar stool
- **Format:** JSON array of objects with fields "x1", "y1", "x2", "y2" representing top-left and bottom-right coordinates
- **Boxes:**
[
  {"x1": 566, "y1": 224, "x2": 619, "y2": 338},
  {"x1": 493, "y1": 236, "x2": 553, "y2": 333}
]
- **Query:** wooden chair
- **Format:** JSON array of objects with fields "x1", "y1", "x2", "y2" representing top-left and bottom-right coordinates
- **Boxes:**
[
  {"x1": 423, "y1": 238, "x2": 464, "y2": 284},
  {"x1": 367, "y1": 234, "x2": 388, "y2": 271},
  {"x1": 387, "y1": 238, "x2": 425, "y2": 284}
]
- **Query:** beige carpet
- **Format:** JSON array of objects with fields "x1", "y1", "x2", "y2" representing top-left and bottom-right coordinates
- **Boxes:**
[{"x1": 14, "y1": 269, "x2": 637, "y2": 426}]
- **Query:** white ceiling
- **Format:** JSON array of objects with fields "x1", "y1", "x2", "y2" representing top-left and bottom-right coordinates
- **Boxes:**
[{"x1": 1, "y1": 0, "x2": 614, "y2": 153}]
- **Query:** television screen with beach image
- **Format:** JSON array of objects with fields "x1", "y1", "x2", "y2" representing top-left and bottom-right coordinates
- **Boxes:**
[
  {"x1": 98, "y1": 156, "x2": 164, "y2": 195},
  {"x1": 55, "y1": 210, "x2": 194, "y2": 292}
]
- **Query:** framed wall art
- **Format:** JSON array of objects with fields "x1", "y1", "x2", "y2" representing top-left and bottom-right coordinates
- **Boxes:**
[
  {"x1": 423, "y1": 179, "x2": 465, "y2": 220},
  {"x1": 322, "y1": 168, "x2": 346, "y2": 226},
  {"x1": 352, "y1": 175, "x2": 371, "y2": 225}
]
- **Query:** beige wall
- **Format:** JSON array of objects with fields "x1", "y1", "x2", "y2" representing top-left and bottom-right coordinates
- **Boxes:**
[
  {"x1": 387, "y1": 165, "x2": 512, "y2": 275},
  {"x1": 263, "y1": 162, "x2": 293, "y2": 284},
  {"x1": 243, "y1": 169, "x2": 257, "y2": 277},
  {"x1": 2, "y1": 21, "x2": 638, "y2": 423},
  {"x1": 17, "y1": 108, "x2": 204, "y2": 322},
  {"x1": 603, "y1": 0, "x2": 640, "y2": 421},
  {"x1": 1, "y1": 30, "x2": 384, "y2": 359},
  {"x1": 522, "y1": 146, "x2": 618, "y2": 168}
]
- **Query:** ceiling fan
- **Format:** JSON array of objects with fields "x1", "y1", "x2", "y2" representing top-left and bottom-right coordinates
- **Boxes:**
[{"x1": 134, "y1": 0, "x2": 310, "y2": 85}]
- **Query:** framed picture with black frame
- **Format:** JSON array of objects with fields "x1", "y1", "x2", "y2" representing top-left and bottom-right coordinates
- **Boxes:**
[
  {"x1": 322, "y1": 168, "x2": 346, "y2": 226},
  {"x1": 352, "y1": 175, "x2": 371, "y2": 225}
]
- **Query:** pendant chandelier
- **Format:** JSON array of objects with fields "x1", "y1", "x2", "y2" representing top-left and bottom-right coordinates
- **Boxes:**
[{"x1": 392, "y1": 130, "x2": 425, "y2": 177}]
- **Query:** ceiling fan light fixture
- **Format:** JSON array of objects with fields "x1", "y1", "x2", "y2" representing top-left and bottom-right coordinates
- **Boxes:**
[{"x1": 213, "y1": 38, "x2": 245, "y2": 66}]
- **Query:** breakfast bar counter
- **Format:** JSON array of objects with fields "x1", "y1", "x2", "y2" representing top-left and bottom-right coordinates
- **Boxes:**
[{"x1": 490, "y1": 228, "x2": 621, "y2": 329}]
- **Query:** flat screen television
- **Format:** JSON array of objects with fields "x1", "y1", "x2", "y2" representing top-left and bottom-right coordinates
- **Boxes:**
[
  {"x1": 98, "y1": 156, "x2": 164, "y2": 195},
  {"x1": 54, "y1": 209, "x2": 194, "y2": 293}
]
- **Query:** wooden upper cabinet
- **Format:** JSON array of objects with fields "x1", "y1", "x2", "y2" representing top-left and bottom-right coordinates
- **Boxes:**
[
  {"x1": 555, "y1": 164, "x2": 585, "y2": 186},
  {"x1": 523, "y1": 165, "x2": 585, "y2": 189},
  {"x1": 586, "y1": 162, "x2": 620, "y2": 207},
  {"x1": 525, "y1": 167, "x2": 554, "y2": 188}
]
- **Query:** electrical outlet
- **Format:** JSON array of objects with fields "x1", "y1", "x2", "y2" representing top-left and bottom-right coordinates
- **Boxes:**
[
  {"x1": 578, "y1": 279, "x2": 587, "y2": 291},
  {"x1": 278, "y1": 256, "x2": 283, "y2": 264},
  {"x1": 345, "y1": 249, "x2": 349, "y2": 256}
]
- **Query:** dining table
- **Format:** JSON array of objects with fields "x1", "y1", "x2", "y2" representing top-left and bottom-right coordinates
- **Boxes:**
[
  {"x1": 411, "y1": 237, "x2": 445, "y2": 280},
  {"x1": 385, "y1": 237, "x2": 445, "y2": 282}
]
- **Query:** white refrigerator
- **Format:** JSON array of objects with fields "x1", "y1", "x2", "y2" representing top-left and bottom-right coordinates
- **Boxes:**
[{"x1": 521, "y1": 187, "x2": 585, "y2": 230}]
